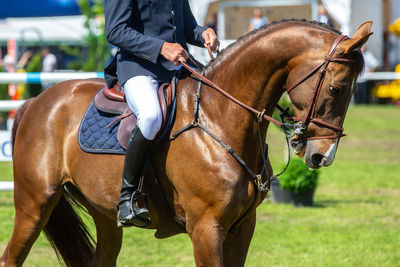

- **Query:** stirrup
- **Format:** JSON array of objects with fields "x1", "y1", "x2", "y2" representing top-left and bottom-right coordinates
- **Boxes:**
[
  {"x1": 117, "y1": 191, "x2": 151, "y2": 228},
  {"x1": 132, "y1": 191, "x2": 150, "y2": 213},
  {"x1": 131, "y1": 191, "x2": 149, "y2": 211},
  {"x1": 130, "y1": 191, "x2": 151, "y2": 227}
]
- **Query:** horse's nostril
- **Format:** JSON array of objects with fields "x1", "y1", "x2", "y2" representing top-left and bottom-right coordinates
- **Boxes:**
[
  {"x1": 291, "y1": 138, "x2": 307, "y2": 152},
  {"x1": 311, "y1": 153, "x2": 324, "y2": 166}
]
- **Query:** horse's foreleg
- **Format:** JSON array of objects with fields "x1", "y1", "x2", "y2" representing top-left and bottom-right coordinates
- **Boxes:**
[
  {"x1": 222, "y1": 212, "x2": 256, "y2": 267},
  {"x1": 0, "y1": 178, "x2": 61, "y2": 267},
  {"x1": 187, "y1": 216, "x2": 224, "y2": 267},
  {"x1": 89, "y1": 208, "x2": 122, "y2": 267}
]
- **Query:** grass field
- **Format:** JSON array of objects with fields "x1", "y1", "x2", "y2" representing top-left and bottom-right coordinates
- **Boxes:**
[{"x1": 0, "y1": 105, "x2": 399, "y2": 266}]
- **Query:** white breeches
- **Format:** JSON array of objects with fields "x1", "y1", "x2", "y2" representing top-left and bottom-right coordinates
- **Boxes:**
[{"x1": 124, "y1": 76, "x2": 162, "y2": 140}]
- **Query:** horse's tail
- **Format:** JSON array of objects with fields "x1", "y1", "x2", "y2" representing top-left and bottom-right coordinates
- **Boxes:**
[
  {"x1": 43, "y1": 193, "x2": 95, "y2": 267},
  {"x1": 11, "y1": 98, "x2": 35, "y2": 153}
]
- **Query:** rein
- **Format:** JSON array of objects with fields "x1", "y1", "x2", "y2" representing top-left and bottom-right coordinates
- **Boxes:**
[
  {"x1": 180, "y1": 61, "x2": 284, "y2": 129},
  {"x1": 174, "y1": 61, "x2": 291, "y2": 193}
]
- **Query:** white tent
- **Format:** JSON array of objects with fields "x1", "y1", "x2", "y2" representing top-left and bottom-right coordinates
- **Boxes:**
[
  {"x1": 322, "y1": 0, "x2": 383, "y2": 66},
  {"x1": 0, "y1": 16, "x2": 87, "y2": 44},
  {"x1": 189, "y1": 0, "x2": 217, "y2": 24}
]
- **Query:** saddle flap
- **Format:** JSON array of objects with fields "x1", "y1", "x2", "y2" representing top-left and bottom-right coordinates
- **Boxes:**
[
  {"x1": 93, "y1": 87, "x2": 127, "y2": 115},
  {"x1": 117, "y1": 109, "x2": 136, "y2": 149}
]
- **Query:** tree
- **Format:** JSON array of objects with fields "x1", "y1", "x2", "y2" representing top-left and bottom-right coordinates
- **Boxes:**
[
  {"x1": 23, "y1": 52, "x2": 42, "y2": 99},
  {"x1": 79, "y1": 0, "x2": 110, "y2": 71}
]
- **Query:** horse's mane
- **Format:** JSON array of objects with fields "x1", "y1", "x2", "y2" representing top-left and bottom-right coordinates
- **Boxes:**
[{"x1": 204, "y1": 19, "x2": 343, "y2": 73}]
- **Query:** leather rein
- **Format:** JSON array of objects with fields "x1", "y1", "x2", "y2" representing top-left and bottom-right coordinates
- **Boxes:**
[{"x1": 182, "y1": 34, "x2": 354, "y2": 141}]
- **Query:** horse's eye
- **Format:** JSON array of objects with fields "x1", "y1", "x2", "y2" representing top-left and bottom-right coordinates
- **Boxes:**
[{"x1": 328, "y1": 85, "x2": 340, "y2": 97}]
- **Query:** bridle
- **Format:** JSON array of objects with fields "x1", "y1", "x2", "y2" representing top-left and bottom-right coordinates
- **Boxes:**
[
  {"x1": 181, "y1": 34, "x2": 355, "y2": 142},
  {"x1": 285, "y1": 34, "x2": 355, "y2": 140}
]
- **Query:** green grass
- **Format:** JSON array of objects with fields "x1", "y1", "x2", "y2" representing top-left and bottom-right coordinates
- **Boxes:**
[
  {"x1": 1, "y1": 105, "x2": 399, "y2": 266},
  {"x1": 0, "y1": 162, "x2": 12, "y2": 181}
]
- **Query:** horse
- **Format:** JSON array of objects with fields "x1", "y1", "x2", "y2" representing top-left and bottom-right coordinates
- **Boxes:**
[{"x1": 1, "y1": 19, "x2": 372, "y2": 267}]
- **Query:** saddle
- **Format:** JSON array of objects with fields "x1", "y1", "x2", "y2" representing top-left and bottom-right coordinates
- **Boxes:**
[{"x1": 92, "y1": 77, "x2": 176, "y2": 149}]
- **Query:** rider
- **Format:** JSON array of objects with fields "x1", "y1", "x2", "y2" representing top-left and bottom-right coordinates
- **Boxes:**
[{"x1": 104, "y1": 0, "x2": 220, "y2": 227}]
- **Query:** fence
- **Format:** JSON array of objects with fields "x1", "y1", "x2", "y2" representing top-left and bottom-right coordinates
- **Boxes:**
[
  {"x1": 0, "y1": 182, "x2": 13, "y2": 191},
  {"x1": 0, "y1": 71, "x2": 399, "y2": 191},
  {"x1": 0, "y1": 72, "x2": 104, "y2": 190},
  {"x1": 0, "y1": 72, "x2": 104, "y2": 84}
]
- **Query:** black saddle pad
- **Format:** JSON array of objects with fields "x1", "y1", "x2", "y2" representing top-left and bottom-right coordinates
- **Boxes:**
[
  {"x1": 78, "y1": 102, "x2": 126, "y2": 155},
  {"x1": 78, "y1": 66, "x2": 193, "y2": 155}
]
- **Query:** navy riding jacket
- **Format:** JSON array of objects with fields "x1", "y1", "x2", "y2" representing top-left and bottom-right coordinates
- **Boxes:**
[{"x1": 104, "y1": 0, "x2": 208, "y2": 86}]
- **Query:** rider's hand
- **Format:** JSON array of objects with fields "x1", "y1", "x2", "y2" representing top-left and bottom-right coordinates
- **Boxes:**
[
  {"x1": 202, "y1": 28, "x2": 220, "y2": 53},
  {"x1": 160, "y1": 42, "x2": 189, "y2": 66}
]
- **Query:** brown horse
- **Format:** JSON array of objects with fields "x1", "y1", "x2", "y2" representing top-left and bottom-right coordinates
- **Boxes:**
[{"x1": 1, "y1": 20, "x2": 372, "y2": 267}]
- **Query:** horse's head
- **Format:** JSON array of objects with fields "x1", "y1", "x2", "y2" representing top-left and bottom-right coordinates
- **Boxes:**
[{"x1": 286, "y1": 21, "x2": 373, "y2": 169}]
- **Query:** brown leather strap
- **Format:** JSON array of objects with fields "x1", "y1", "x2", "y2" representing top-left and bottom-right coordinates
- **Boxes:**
[
  {"x1": 207, "y1": 46, "x2": 215, "y2": 60},
  {"x1": 181, "y1": 61, "x2": 283, "y2": 128},
  {"x1": 307, "y1": 133, "x2": 346, "y2": 140},
  {"x1": 182, "y1": 34, "x2": 354, "y2": 141},
  {"x1": 311, "y1": 118, "x2": 344, "y2": 132},
  {"x1": 286, "y1": 61, "x2": 325, "y2": 93},
  {"x1": 286, "y1": 35, "x2": 352, "y2": 93}
]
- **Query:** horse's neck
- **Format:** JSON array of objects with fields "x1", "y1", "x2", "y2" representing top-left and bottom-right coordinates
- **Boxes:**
[
  {"x1": 198, "y1": 30, "x2": 297, "y2": 142},
  {"x1": 195, "y1": 25, "x2": 330, "y2": 158}
]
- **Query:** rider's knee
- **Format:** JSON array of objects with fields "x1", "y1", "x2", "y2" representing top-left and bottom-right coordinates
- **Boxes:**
[{"x1": 139, "y1": 111, "x2": 162, "y2": 140}]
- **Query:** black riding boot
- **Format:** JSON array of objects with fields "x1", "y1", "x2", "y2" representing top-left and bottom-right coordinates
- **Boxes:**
[{"x1": 117, "y1": 127, "x2": 152, "y2": 227}]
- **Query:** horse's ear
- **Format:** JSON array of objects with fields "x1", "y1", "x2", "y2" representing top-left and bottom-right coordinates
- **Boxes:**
[{"x1": 339, "y1": 21, "x2": 374, "y2": 54}]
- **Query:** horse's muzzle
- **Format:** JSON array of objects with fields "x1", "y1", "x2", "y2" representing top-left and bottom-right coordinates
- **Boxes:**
[{"x1": 304, "y1": 138, "x2": 339, "y2": 169}]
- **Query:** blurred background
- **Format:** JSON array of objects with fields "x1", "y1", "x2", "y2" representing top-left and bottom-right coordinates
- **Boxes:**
[
  {"x1": 0, "y1": 0, "x2": 397, "y2": 157},
  {"x1": 0, "y1": 1, "x2": 399, "y2": 266}
]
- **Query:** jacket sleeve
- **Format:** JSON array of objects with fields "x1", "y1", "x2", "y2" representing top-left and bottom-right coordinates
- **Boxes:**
[
  {"x1": 183, "y1": 0, "x2": 208, "y2": 47},
  {"x1": 104, "y1": 0, "x2": 164, "y2": 63}
]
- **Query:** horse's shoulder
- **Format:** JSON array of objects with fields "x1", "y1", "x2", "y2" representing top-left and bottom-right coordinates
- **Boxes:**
[
  {"x1": 50, "y1": 78, "x2": 105, "y2": 97},
  {"x1": 62, "y1": 78, "x2": 105, "y2": 89}
]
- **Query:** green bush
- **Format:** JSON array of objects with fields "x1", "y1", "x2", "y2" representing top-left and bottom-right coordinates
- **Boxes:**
[
  {"x1": 272, "y1": 93, "x2": 294, "y2": 122},
  {"x1": 79, "y1": 0, "x2": 109, "y2": 71},
  {"x1": 278, "y1": 157, "x2": 319, "y2": 193},
  {"x1": 0, "y1": 67, "x2": 10, "y2": 118},
  {"x1": 0, "y1": 67, "x2": 9, "y2": 101}
]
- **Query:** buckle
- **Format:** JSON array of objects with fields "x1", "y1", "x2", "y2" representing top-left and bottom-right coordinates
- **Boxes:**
[
  {"x1": 256, "y1": 174, "x2": 269, "y2": 193},
  {"x1": 281, "y1": 122, "x2": 306, "y2": 138},
  {"x1": 191, "y1": 119, "x2": 199, "y2": 127}
]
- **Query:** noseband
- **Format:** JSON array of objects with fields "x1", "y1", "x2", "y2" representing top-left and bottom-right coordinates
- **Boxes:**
[{"x1": 285, "y1": 35, "x2": 355, "y2": 140}]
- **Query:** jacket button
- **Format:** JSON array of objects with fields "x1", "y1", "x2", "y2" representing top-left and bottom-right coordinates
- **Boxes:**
[
  {"x1": 171, "y1": 10, "x2": 175, "y2": 16},
  {"x1": 173, "y1": 26, "x2": 177, "y2": 31}
]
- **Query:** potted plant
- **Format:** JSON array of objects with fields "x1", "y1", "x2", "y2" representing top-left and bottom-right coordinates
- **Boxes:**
[{"x1": 270, "y1": 157, "x2": 320, "y2": 207}]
